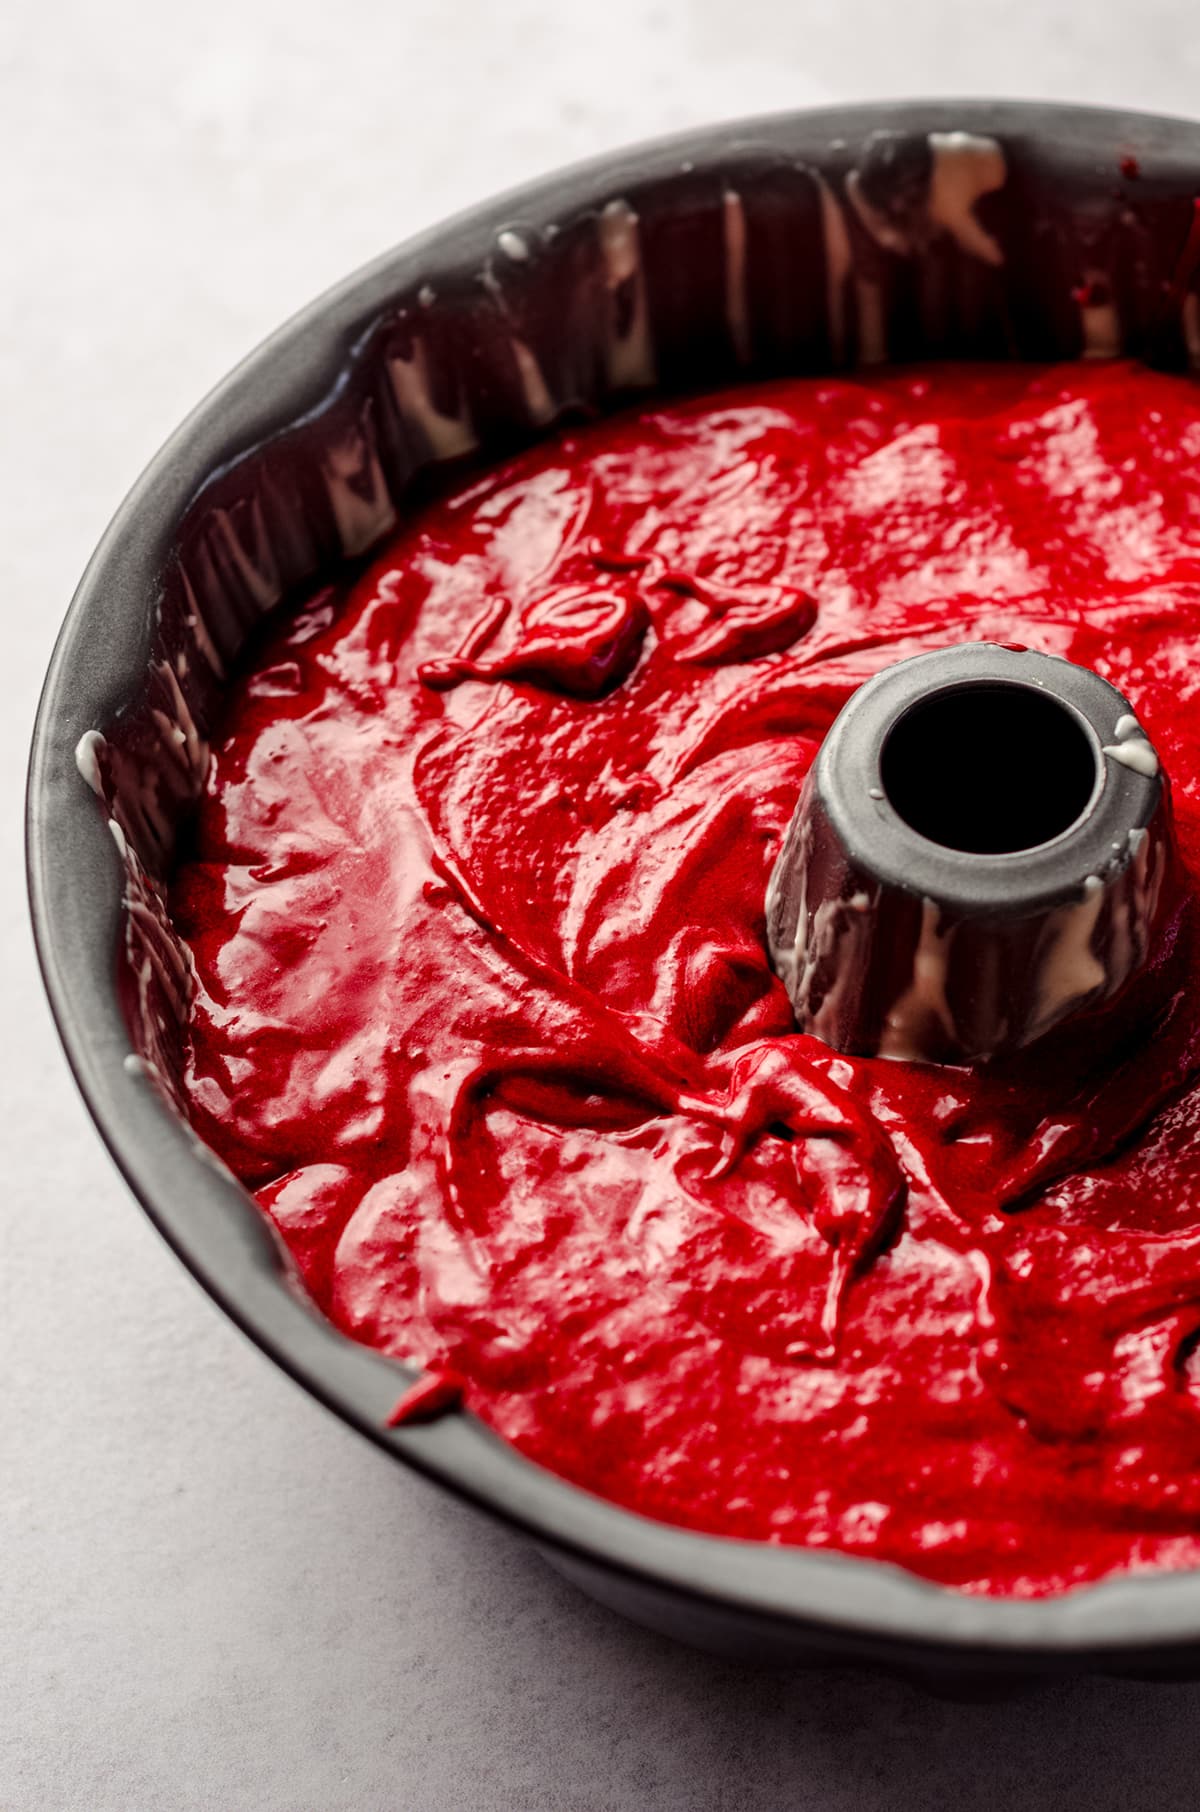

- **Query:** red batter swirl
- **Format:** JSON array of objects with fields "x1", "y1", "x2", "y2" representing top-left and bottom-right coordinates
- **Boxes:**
[{"x1": 173, "y1": 362, "x2": 1200, "y2": 1596}]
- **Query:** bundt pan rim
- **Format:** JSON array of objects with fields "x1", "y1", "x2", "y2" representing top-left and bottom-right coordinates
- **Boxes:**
[{"x1": 26, "y1": 99, "x2": 1200, "y2": 1680}]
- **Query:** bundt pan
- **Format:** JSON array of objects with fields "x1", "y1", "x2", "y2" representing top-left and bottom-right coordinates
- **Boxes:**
[{"x1": 27, "y1": 100, "x2": 1200, "y2": 1686}]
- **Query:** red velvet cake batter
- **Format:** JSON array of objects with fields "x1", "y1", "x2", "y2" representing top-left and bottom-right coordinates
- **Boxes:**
[{"x1": 172, "y1": 361, "x2": 1200, "y2": 1596}]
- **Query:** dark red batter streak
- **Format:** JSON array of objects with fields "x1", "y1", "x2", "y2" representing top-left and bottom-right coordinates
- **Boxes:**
[
  {"x1": 174, "y1": 363, "x2": 1200, "y2": 1596},
  {"x1": 386, "y1": 1370, "x2": 467, "y2": 1426}
]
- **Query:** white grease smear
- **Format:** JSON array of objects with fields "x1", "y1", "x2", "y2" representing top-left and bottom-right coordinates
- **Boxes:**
[
  {"x1": 814, "y1": 173, "x2": 853, "y2": 363},
  {"x1": 156, "y1": 659, "x2": 208, "y2": 787},
  {"x1": 846, "y1": 171, "x2": 909, "y2": 255},
  {"x1": 722, "y1": 187, "x2": 751, "y2": 365},
  {"x1": 74, "y1": 729, "x2": 106, "y2": 795},
  {"x1": 322, "y1": 423, "x2": 397, "y2": 557},
  {"x1": 1030, "y1": 876, "x2": 1107, "y2": 1035},
  {"x1": 598, "y1": 198, "x2": 656, "y2": 390},
  {"x1": 878, "y1": 899, "x2": 957, "y2": 1062},
  {"x1": 855, "y1": 276, "x2": 887, "y2": 365},
  {"x1": 211, "y1": 503, "x2": 280, "y2": 614},
  {"x1": 1104, "y1": 739, "x2": 1160, "y2": 777},
  {"x1": 927, "y1": 132, "x2": 1006, "y2": 266},
  {"x1": 389, "y1": 338, "x2": 478, "y2": 460},
  {"x1": 510, "y1": 337, "x2": 556, "y2": 426},
  {"x1": 1102, "y1": 712, "x2": 1159, "y2": 777},
  {"x1": 1078, "y1": 270, "x2": 1121, "y2": 361},
  {"x1": 180, "y1": 569, "x2": 225, "y2": 679}
]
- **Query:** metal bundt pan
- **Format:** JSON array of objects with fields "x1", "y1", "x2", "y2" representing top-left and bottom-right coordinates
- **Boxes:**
[{"x1": 28, "y1": 100, "x2": 1200, "y2": 1685}]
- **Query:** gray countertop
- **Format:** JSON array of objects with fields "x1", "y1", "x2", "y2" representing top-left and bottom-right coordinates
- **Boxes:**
[{"x1": 6, "y1": 2, "x2": 1200, "y2": 1805}]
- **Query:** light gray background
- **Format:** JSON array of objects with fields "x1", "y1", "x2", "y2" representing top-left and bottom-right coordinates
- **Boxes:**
[{"x1": 6, "y1": 2, "x2": 1200, "y2": 1806}]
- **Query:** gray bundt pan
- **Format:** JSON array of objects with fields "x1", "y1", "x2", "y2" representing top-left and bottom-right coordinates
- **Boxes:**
[{"x1": 27, "y1": 100, "x2": 1200, "y2": 1686}]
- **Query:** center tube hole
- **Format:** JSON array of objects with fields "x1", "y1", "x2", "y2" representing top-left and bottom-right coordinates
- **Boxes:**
[{"x1": 879, "y1": 681, "x2": 1099, "y2": 855}]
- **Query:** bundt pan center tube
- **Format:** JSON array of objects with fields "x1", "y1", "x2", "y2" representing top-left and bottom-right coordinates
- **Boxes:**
[
  {"x1": 766, "y1": 642, "x2": 1175, "y2": 1064},
  {"x1": 27, "y1": 101, "x2": 1200, "y2": 1679}
]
